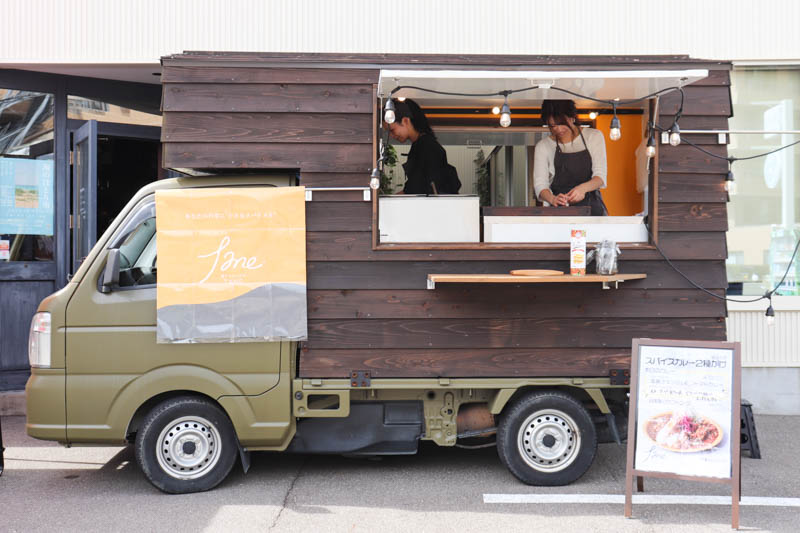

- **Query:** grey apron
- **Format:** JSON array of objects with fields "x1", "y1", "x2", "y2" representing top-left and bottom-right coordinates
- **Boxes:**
[{"x1": 550, "y1": 129, "x2": 608, "y2": 216}]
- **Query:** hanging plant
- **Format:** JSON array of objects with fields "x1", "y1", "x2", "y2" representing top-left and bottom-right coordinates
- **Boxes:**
[{"x1": 380, "y1": 144, "x2": 398, "y2": 195}]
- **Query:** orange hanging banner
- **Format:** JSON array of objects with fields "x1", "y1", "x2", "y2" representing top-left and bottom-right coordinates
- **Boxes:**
[{"x1": 156, "y1": 187, "x2": 307, "y2": 343}]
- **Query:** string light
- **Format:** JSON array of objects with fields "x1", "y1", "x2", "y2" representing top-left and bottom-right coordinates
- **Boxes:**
[
  {"x1": 369, "y1": 167, "x2": 380, "y2": 190},
  {"x1": 499, "y1": 95, "x2": 511, "y2": 128},
  {"x1": 669, "y1": 122, "x2": 681, "y2": 146},
  {"x1": 589, "y1": 111, "x2": 598, "y2": 120},
  {"x1": 383, "y1": 99, "x2": 396, "y2": 124},
  {"x1": 609, "y1": 104, "x2": 621, "y2": 141},
  {"x1": 725, "y1": 163, "x2": 737, "y2": 195},
  {"x1": 765, "y1": 298, "x2": 775, "y2": 325},
  {"x1": 375, "y1": 82, "x2": 800, "y2": 313},
  {"x1": 491, "y1": 106, "x2": 500, "y2": 115},
  {"x1": 646, "y1": 128, "x2": 657, "y2": 158},
  {"x1": 397, "y1": 96, "x2": 406, "y2": 102}
]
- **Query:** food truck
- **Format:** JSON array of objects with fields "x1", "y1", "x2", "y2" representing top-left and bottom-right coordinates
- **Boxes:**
[{"x1": 24, "y1": 53, "x2": 730, "y2": 493}]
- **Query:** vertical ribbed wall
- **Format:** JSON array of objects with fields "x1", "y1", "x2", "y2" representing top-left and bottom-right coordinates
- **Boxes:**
[{"x1": 727, "y1": 311, "x2": 800, "y2": 367}]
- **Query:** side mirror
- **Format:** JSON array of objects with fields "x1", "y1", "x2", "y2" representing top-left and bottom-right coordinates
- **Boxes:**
[{"x1": 101, "y1": 249, "x2": 121, "y2": 293}]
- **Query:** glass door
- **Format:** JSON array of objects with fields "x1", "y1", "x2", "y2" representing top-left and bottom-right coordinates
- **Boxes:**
[{"x1": 71, "y1": 120, "x2": 97, "y2": 273}]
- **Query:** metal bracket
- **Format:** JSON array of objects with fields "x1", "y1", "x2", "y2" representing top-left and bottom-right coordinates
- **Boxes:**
[
  {"x1": 661, "y1": 131, "x2": 670, "y2": 144},
  {"x1": 602, "y1": 280, "x2": 622, "y2": 290},
  {"x1": 304, "y1": 187, "x2": 371, "y2": 202},
  {"x1": 609, "y1": 368, "x2": 631, "y2": 386},
  {"x1": 350, "y1": 371, "x2": 371, "y2": 388},
  {"x1": 427, "y1": 278, "x2": 435, "y2": 290},
  {"x1": 718, "y1": 132, "x2": 727, "y2": 145}
]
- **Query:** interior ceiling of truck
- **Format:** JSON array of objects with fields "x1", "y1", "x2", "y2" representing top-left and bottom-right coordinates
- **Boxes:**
[{"x1": 377, "y1": 69, "x2": 708, "y2": 108}]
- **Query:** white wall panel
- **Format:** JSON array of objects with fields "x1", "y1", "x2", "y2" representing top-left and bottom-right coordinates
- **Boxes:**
[
  {"x1": 2, "y1": 0, "x2": 799, "y2": 66},
  {"x1": 728, "y1": 310, "x2": 800, "y2": 367}
]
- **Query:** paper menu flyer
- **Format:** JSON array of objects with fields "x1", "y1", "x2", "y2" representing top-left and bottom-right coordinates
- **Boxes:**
[{"x1": 634, "y1": 345, "x2": 734, "y2": 479}]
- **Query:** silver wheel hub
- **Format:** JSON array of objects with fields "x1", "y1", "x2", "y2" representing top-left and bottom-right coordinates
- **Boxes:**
[
  {"x1": 517, "y1": 408, "x2": 581, "y2": 473},
  {"x1": 156, "y1": 415, "x2": 222, "y2": 480}
]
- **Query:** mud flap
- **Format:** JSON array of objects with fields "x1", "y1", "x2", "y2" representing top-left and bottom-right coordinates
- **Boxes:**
[{"x1": 238, "y1": 440, "x2": 251, "y2": 474}]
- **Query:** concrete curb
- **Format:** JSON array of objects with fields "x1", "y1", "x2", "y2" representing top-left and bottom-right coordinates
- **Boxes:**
[{"x1": 0, "y1": 391, "x2": 26, "y2": 416}]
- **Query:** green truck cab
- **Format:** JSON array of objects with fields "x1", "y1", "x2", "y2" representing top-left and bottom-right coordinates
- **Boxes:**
[{"x1": 27, "y1": 175, "x2": 627, "y2": 493}]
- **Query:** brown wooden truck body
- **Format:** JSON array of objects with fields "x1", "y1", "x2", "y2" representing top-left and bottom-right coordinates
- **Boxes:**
[{"x1": 160, "y1": 52, "x2": 730, "y2": 382}]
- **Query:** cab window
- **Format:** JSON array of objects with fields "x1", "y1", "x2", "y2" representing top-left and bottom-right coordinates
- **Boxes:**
[
  {"x1": 105, "y1": 197, "x2": 157, "y2": 289},
  {"x1": 117, "y1": 217, "x2": 157, "y2": 287}
]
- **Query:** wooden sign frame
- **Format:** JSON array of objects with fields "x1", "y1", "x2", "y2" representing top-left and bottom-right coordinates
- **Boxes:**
[{"x1": 624, "y1": 338, "x2": 742, "y2": 529}]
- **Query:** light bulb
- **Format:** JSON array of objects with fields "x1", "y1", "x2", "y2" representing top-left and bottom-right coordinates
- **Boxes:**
[
  {"x1": 397, "y1": 96, "x2": 406, "y2": 102},
  {"x1": 646, "y1": 131, "x2": 657, "y2": 158},
  {"x1": 492, "y1": 106, "x2": 500, "y2": 115},
  {"x1": 609, "y1": 116, "x2": 621, "y2": 141},
  {"x1": 369, "y1": 168, "x2": 380, "y2": 190},
  {"x1": 669, "y1": 123, "x2": 681, "y2": 146},
  {"x1": 499, "y1": 100, "x2": 511, "y2": 128},
  {"x1": 383, "y1": 99, "x2": 396, "y2": 124},
  {"x1": 589, "y1": 112, "x2": 598, "y2": 120},
  {"x1": 766, "y1": 304, "x2": 775, "y2": 325},
  {"x1": 725, "y1": 170, "x2": 736, "y2": 195}
]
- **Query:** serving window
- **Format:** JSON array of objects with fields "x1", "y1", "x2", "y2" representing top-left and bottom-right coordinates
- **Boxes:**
[
  {"x1": 372, "y1": 69, "x2": 707, "y2": 249},
  {"x1": 375, "y1": 106, "x2": 655, "y2": 248}
]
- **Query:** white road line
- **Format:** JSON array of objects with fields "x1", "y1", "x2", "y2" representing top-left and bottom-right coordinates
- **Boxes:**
[{"x1": 483, "y1": 494, "x2": 800, "y2": 507}]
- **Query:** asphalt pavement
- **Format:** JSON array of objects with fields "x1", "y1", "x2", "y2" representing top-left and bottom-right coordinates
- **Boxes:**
[{"x1": 1, "y1": 414, "x2": 798, "y2": 532}]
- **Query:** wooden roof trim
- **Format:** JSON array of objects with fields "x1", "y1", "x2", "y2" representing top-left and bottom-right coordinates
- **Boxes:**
[{"x1": 161, "y1": 52, "x2": 731, "y2": 70}]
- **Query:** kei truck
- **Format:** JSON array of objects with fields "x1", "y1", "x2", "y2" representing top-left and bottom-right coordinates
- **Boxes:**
[{"x1": 24, "y1": 52, "x2": 730, "y2": 493}]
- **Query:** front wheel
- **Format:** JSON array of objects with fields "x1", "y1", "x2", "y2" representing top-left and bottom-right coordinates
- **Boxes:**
[
  {"x1": 497, "y1": 391, "x2": 597, "y2": 486},
  {"x1": 134, "y1": 397, "x2": 238, "y2": 494}
]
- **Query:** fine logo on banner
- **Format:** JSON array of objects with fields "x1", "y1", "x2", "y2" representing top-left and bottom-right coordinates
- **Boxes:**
[{"x1": 196, "y1": 235, "x2": 263, "y2": 284}]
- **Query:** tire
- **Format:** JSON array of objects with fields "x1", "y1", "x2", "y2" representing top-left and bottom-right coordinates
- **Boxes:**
[
  {"x1": 134, "y1": 397, "x2": 238, "y2": 494},
  {"x1": 497, "y1": 390, "x2": 597, "y2": 486}
]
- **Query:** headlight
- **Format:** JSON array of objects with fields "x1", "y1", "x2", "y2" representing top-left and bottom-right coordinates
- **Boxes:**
[{"x1": 29, "y1": 312, "x2": 51, "y2": 368}]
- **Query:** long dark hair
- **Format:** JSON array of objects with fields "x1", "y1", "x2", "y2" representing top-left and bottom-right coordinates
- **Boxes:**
[
  {"x1": 541, "y1": 99, "x2": 579, "y2": 127},
  {"x1": 392, "y1": 98, "x2": 435, "y2": 137}
]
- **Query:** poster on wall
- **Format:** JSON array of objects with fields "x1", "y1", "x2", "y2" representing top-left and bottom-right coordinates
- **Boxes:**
[
  {"x1": 155, "y1": 187, "x2": 308, "y2": 344},
  {"x1": 0, "y1": 158, "x2": 54, "y2": 236}
]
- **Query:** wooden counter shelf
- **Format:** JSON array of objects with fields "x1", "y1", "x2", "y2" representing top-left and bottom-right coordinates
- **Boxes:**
[{"x1": 426, "y1": 273, "x2": 647, "y2": 290}]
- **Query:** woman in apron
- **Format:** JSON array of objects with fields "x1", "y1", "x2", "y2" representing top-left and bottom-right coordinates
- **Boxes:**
[{"x1": 533, "y1": 99, "x2": 608, "y2": 216}]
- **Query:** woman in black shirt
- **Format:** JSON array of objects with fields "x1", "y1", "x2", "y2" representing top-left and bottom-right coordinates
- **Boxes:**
[{"x1": 386, "y1": 98, "x2": 454, "y2": 195}]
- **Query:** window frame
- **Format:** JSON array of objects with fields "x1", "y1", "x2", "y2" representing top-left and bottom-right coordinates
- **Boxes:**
[
  {"x1": 96, "y1": 194, "x2": 157, "y2": 292},
  {"x1": 371, "y1": 99, "x2": 660, "y2": 251}
]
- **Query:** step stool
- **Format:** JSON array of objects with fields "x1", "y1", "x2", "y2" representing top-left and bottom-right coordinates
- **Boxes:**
[{"x1": 741, "y1": 399, "x2": 761, "y2": 459}]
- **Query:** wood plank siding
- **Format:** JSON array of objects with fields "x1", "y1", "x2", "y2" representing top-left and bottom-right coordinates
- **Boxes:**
[{"x1": 161, "y1": 53, "x2": 731, "y2": 379}]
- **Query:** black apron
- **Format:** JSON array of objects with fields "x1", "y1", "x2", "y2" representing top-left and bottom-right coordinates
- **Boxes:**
[{"x1": 549, "y1": 129, "x2": 608, "y2": 216}]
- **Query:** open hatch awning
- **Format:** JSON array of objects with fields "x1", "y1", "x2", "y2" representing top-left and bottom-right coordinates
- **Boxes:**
[{"x1": 377, "y1": 69, "x2": 708, "y2": 108}]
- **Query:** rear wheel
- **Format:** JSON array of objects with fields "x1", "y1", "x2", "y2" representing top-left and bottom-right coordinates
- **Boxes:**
[
  {"x1": 497, "y1": 391, "x2": 597, "y2": 486},
  {"x1": 134, "y1": 397, "x2": 237, "y2": 494}
]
